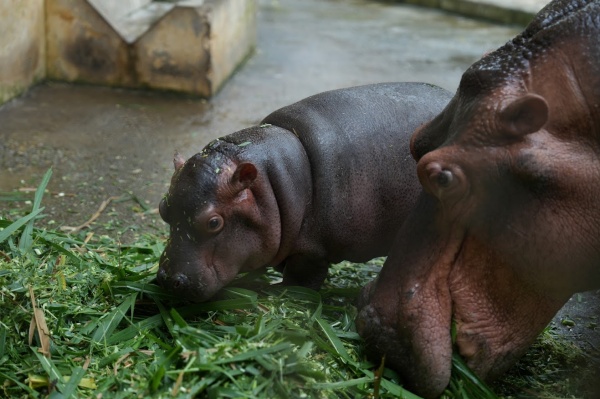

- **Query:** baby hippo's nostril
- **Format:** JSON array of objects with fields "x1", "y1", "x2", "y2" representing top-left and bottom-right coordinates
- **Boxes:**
[
  {"x1": 156, "y1": 269, "x2": 189, "y2": 291},
  {"x1": 171, "y1": 273, "x2": 189, "y2": 290}
]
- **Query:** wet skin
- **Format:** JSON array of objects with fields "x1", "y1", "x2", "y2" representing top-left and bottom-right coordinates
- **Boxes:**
[
  {"x1": 157, "y1": 82, "x2": 452, "y2": 302},
  {"x1": 357, "y1": 1, "x2": 600, "y2": 397}
]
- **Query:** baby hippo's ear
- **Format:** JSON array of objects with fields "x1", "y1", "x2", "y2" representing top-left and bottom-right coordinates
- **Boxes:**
[
  {"x1": 232, "y1": 162, "x2": 258, "y2": 190},
  {"x1": 499, "y1": 94, "x2": 548, "y2": 137},
  {"x1": 174, "y1": 151, "x2": 186, "y2": 171}
]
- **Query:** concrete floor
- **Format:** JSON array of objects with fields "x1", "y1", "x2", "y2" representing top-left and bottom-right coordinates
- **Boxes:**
[{"x1": 1, "y1": 0, "x2": 598, "y2": 394}]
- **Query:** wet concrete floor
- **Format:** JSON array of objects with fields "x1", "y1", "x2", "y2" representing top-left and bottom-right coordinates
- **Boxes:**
[{"x1": 0, "y1": 0, "x2": 598, "y2": 394}]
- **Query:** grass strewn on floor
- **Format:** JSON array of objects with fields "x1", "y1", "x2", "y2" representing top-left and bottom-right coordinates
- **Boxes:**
[
  {"x1": 0, "y1": 169, "x2": 580, "y2": 398},
  {"x1": 491, "y1": 325, "x2": 593, "y2": 398}
]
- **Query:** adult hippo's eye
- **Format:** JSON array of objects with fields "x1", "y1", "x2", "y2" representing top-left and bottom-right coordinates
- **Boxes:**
[{"x1": 207, "y1": 215, "x2": 224, "y2": 233}]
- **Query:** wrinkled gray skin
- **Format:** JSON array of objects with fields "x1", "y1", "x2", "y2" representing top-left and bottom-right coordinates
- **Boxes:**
[
  {"x1": 357, "y1": 1, "x2": 600, "y2": 398},
  {"x1": 157, "y1": 82, "x2": 452, "y2": 302}
]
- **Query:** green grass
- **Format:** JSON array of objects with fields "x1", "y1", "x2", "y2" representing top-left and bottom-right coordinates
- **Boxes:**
[{"x1": 1, "y1": 169, "x2": 573, "y2": 398}]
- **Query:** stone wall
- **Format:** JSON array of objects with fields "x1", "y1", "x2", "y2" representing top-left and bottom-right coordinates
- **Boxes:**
[{"x1": 0, "y1": 0, "x2": 46, "y2": 104}]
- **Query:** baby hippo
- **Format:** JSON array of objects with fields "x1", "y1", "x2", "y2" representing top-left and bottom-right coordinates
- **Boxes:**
[{"x1": 157, "y1": 82, "x2": 452, "y2": 302}]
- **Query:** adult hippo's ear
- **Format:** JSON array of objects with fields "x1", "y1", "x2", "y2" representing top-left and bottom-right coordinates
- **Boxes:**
[
  {"x1": 499, "y1": 93, "x2": 548, "y2": 137},
  {"x1": 231, "y1": 162, "x2": 258, "y2": 191}
]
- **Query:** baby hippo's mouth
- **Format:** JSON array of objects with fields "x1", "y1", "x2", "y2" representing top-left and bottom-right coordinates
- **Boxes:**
[{"x1": 156, "y1": 251, "x2": 225, "y2": 302}]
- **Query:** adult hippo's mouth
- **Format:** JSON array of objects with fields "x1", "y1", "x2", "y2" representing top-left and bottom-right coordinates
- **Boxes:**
[
  {"x1": 356, "y1": 191, "x2": 571, "y2": 398},
  {"x1": 356, "y1": 192, "x2": 457, "y2": 398}
]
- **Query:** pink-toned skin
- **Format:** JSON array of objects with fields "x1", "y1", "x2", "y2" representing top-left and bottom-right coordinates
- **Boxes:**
[{"x1": 357, "y1": 0, "x2": 600, "y2": 397}]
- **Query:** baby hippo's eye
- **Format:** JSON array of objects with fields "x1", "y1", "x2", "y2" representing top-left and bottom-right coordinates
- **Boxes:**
[{"x1": 207, "y1": 215, "x2": 224, "y2": 233}]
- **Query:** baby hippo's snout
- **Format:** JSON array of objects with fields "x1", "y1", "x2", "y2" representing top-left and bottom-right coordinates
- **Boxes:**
[
  {"x1": 156, "y1": 252, "x2": 198, "y2": 300},
  {"x1": 156, "y1": 249, "x2": 221, "y2": 302}
]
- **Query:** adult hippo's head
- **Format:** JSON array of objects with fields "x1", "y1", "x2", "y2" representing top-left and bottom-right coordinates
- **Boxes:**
[
  {"x1": 157, "y1": 138, "x2": 281, "y2": 302},
  {"x1": 357, "y1": 0, "x2": 600, "y2": 397}
]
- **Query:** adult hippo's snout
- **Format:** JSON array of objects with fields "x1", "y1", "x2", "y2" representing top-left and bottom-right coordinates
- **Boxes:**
[{"x1": 357, "y1": 192, "x2": 456, "y2": 398}]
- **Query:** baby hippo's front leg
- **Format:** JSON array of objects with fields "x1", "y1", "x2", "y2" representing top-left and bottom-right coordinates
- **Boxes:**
[{"x1": 280, "y1": 257, "x2": 330, "y2": 290}]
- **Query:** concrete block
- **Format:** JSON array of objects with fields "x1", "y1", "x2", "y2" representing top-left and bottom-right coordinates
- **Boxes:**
[
  {"x1": 45, "y1": 0, "x2": 256, "y2": 97},
  {"x1": 87, "y1": 0, "x2": 152, "y2": 22},
  {"x1": 0, "y1": 0, "x2": 45, "y2": 105},
  {"x1": 45, "y1": 0, "x2": 134, "y2": 86},
  {"x1": 134, "y1": 5, "x2": 212, "y2": 95},
  {"x1": 87, "y1": 0, "x2": 175, "y2": 44},
  {"x1": 112, "y1": 2, "x2": 175, "y2": 44},
  {"x1": 134, "y1": 0, "x2": 257, "y2": 96},
  {"x1": 203, "y1": 0, "x2": 257, "y2": 94}
]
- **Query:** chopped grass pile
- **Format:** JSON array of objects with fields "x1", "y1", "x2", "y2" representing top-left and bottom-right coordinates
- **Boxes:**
[{"x1": 1, "y1": 169, "x2": 566, "y2": 398}]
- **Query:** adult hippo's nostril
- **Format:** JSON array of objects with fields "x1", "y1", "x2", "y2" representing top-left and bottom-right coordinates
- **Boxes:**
[
  {"x1": 425, "y1": 162, "x2": 454, "y2": 188},
  {"x1": 419, "y1": 159, "x2": 469, "y2": 204},
  {"x1": 436, "y1": 169, "x2": 454, "y2": 187},
  {"x1": 421, "y1": 162, "x2": 454, "y2": 198}
]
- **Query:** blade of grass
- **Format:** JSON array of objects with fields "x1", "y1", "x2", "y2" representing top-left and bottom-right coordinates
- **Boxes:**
[
  {"x1": 155, "y1": 300, "x2": 176, "y2": 336},
  {"x1": 150, "y1": 346, "x2": 182, "y2": 392},
  {"x1": 20, "y1": 169, "x2": 52, "y2": 253},
  {"x1": 98, "y1": 347, "x2": 136, "y2": 368},
  {"x1": 178, "y1": 298, "x2": 257, "y2": 316},
  {"x1": 33, "y1": 350, "x2": 65, "y2": 392},
  {"x1": 109, "y1": 281, "x2": 174, "y2": 299},
  {"x1": 275, "y1": 286, "x2": 321, "y2": 303},
  {"x1": 60, "y1": 366, "x2": 86, "y2": 398},
  {"x1": 106, "y1": 314, "x2": 164, "y2": 345},
  {"x1": 36, "y1": 235, "x2": 85, "y2": 264},
  {"x1": 451, "y1": 353, "x2": 498, "y2": 398},
  {"x1": 213, "y1": 342, "x2": 294, "y2": 365},
  {"x1": 169, "y1": 307, "x2": 189, "y2": 329},
  {"x1": 92, "y1": 293, "x2": 137, "y2": 343},
  {"x1": 311, "y1": 376, "x2": 370, "y2": 389},
  {"x1": 0, "y1": 371, "x2": 39, "y2": 397},
  {"x1": 314, "y1": 317, "x2": 353, "y2": 365},
  {"x1": 0, "y1": 208, "x2": 44, "y2": 244},
  {"x1": 358, "y1": 369, "x2": 424, "y2": 399}
]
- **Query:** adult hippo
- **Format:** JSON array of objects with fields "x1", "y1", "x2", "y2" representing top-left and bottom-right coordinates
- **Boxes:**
[
  {"x1": 357, "y1": 0, "x2": 600, "y2": 397},
  {"x1": 157, "y1": 82, "x2": 452, "y2": 302}
]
